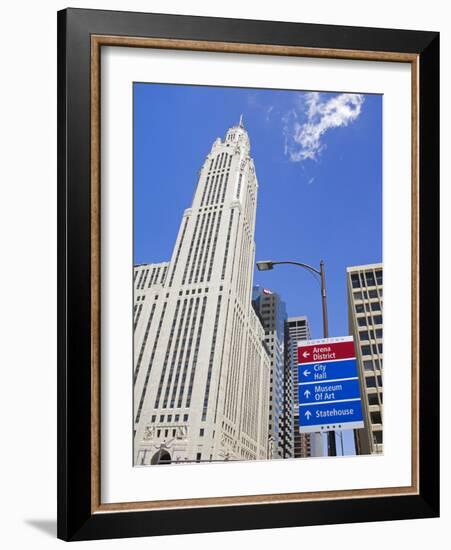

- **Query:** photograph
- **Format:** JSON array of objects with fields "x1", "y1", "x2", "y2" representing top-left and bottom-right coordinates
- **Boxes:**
[{"x1": 132, "y1": 82, "x2": 383, "y2": 465}]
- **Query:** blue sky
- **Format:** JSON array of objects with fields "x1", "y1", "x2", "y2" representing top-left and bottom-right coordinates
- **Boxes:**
[{"x1": 134, "y1": 83, "x2": 382, "y2": 340}]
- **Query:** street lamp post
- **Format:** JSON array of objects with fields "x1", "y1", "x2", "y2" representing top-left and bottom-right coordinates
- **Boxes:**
[{"x1": 256, "y1": 259, "x2": 337, "y2": 457}]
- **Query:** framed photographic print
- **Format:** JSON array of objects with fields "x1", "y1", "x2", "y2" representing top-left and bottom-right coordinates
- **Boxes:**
[{"x1": 57, "y1": 8, "x2": 439, "y2": 541}]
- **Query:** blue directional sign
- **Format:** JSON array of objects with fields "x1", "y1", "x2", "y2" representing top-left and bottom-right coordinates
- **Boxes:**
[
  {"x1": 299, "y1": 401, "x2": 363, "y2": 429},
  {"x1": 298, "y1": 337, "x2": 364, "y2": 433},
  {"x1": 298, "y1": 378, "x2": 361, "y2": 405},
  {"x1": 298, "y1": 358, "x2": 359, "y2": 384}
]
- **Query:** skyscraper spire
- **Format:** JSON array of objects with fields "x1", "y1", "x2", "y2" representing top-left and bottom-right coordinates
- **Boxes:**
[{"x1": 239, "y1": 113, "x2": 244, "y2": 127}]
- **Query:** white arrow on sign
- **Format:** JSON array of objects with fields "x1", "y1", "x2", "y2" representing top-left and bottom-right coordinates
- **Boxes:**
[
  {"x1": 304, "y1": 410, "x2": 312, "y2": 419},
  {"x1": 303, "y1": 369, "x2": 311, "y2": 377},
  {"x1": 304, "y1": 389, "x2": 311, "y2": 398},
  {"x1": 302, "y1": 351, "x2": 310, "y2": 358}
]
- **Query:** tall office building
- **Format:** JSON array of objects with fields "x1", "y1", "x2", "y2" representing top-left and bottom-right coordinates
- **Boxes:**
[
  {"x1": 252, "y1": 286, "x2": 293, "y2": 459},
  {"x1": 133, "y1": 118, "x2": 271, "y2": 465},
  {"x1": 347, "y1": 264, "x2": 383, "y2": 455},
  {"x1": 286, "y1": 316, "x2": 318, "y2": 458}
]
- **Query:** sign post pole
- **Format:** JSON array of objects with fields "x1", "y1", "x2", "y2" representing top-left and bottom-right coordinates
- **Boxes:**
[{"x1": 319, "y1": 261, "x2": 336, "y2": 456}]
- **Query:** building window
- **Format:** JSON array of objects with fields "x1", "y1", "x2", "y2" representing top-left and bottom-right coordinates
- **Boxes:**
[
  {"x1": 199, "y1": 428, "x2": 204, "y2": 436},
  {"x1": 366, "y1": 376, "x2": 376, "y2": 388},
  {"x1": 183, "y1": 414, "x2": 189, "y2": 422},
  {"x1": 371, "y1": 411, "x2": 382, "y2": 424},
  {"x1": 375, "y1": 270, "x2": 383, "y2": 285},
  {"x1": 196, "y1": 452, "x2": 202, "y2": 462},
  {"x1": 368, "y1": 393, "x2": 379, "y2": 405},
  {"x1": 365, "y1": 272, "x2": 376, "y2": 286},
  {"x1": 351, "y1": 274, "x2": 361, "y2": 288},
  {"x1": 373, "y1": 431, "x2": 383, "y2": 444},
  {"x1": 363, "y1": 360, "x2": 374, "y2": 371},
  {"x1": 361, "y1": 345, "x2": 371, "y2": 355}
]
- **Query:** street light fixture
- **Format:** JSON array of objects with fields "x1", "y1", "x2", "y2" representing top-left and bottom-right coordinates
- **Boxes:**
[
  {"x1": 255, "y1": 258, "x2": 336, "y2": 456},
  {"x1": 256, "y1": 260, "x2": 274, "y2": 271}
]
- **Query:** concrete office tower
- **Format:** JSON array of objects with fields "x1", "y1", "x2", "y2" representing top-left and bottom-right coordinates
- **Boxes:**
[
  {"x1": 252, "y1": 286, "x2": 293, "y2": 459},
  {"x1": 347, "y1": 264, "x2": 383, "y2": 455},
  {"x1": 133, "y1": 118, "x2": 271, "y2": 465},
  {"x1": 286, "y1": 317, "x2": 323, "y2": 457}
]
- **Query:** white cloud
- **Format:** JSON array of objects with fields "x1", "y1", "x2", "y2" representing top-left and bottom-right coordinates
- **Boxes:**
[{"x1": 284, "y1": 92, "x2": 364, "y2": 162}]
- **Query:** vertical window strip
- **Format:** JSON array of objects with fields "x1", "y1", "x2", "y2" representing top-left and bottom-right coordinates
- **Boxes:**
[
  {"x1": 169, "y1": 217, "x2": 189, "y2": 287},
  {"x1": 133, "y1": 303, "x2": 156, "y2": 384},
  {"x1": 229, "y1": 212, "x2": 241, "y2": 284},
  {"x1": 242, "y1": 341, "x2": 251, "y2": 436},
  {"x1": 136, "y1": 269, "x2": 145, "y2": 290},
  {"x1": 162, "y1": 299, "x2": 189, "y2": 408},
  {"x1": 149, "y1": 267, "x2": 156, "y2": 287},
  {"x1": 199, "y1": 211, "x2": 217, "y2": 283},
  {"x1": 185, "y1": 297, "x2": 208, "y2": 407},
  {"x1": 236, "y1": 229, "x2": 247, "y2": 302},
  {"x1": 154, "y1": 300, "x2": 181, "y2": 408},
  {"x1": 214, "y1": 173, "x2": 224, "y2": 204},
  {"x1": 135, "y1": 302, "x2": 167, "y2": 423},
  {"x1": 209, "y1": 174, "x2": 220, "y2": 206},
  {"x1": 221, "y1": 171, "x2": 229, "y2": 203},
  {"x1": 169, "y1": 298, "x2": 194, "y2": 407},
  {"x1": 134, "y1": 304, "x2": 143, "y2": 330},
  {"x1": 134, "y1": 270, "x2": 138, "y2": 282},
  {"x1": 232, "y1": 317, "x2": 244, "y2": 422},
  {"x1": 236, "y1": 173, "x2": 243, "y2": 199},
  {"x1": 200, "y1": 176, "x2": 210, "y2": 207},
  {"x1": 189, "y1": 212, "x2": 209, "y2": 284},
  {"x1": 214, "y1": 154, "x2": 220, "y2": 170},
  {"x1": 207, "y1": 210, "x2": 223, "y2": 282},
  {"x1": 177, "y1": 297, "x2": 201, "y2": 408},
  {"x1": 181, "y1": 215, "x2": 201, "y2": 285},
  {"x1": 140, "y1": 269, "x2": 149, "y2": 290},
  {"x1": 229, "y1": 313, "x2": 241, "y2": 423},
  {"x1": 205, "y1": 174, "x2": 217, "y2": 206},
  {"x1": 224, "y1": 310, "x2": 238, "y2": 420},
  {"x1": 213, "y1": 298, "x2": 231, "y2": 423},
  {"x1": 221, "y1": 210, "x2": 235, "y2": 280},
  {"x1": 202, "y1": 295, "x2": 222, "y2": 419}
]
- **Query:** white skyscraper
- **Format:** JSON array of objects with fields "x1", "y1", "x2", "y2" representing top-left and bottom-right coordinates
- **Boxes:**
[{"x1": 133, "y1": 118, "x2": 270, "y2": 465}]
